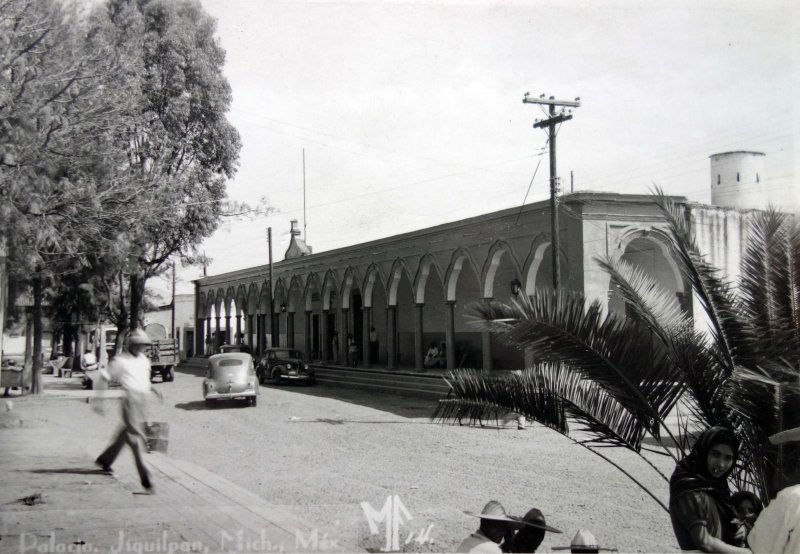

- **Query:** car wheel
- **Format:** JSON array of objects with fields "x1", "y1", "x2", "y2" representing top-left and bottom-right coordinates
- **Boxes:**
[
  {"x1": 163, "y1": 367, "x2": 174, "y2": 382},
  {"x1": 271, "y1": 368, "x2": 280, "y2": 384}
]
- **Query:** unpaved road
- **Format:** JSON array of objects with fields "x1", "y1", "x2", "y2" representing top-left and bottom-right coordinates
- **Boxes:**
[{"x1": 17, "y1": 364, "x2": 681, "y2": 552}]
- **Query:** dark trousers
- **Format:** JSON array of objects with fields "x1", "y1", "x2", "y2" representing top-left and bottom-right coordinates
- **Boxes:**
[{"x1": 97, "y1": 391, "x2": 151, "y2": 488}]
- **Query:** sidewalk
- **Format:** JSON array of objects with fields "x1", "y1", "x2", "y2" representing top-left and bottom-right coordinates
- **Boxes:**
[{"x1": 0, "y1": 376, "x2": 321, "y2": 554}]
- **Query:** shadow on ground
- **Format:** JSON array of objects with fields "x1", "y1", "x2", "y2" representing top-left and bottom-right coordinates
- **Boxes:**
[
  {"x1": 175, "y1": 400, "x2": 253, "y2": 411},
  {"x1": 28, "y1": 467, "x2": 110, "y2": 475}
]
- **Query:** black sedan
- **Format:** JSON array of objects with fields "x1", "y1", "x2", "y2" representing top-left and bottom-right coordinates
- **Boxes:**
[{"x1": 256, "y1": 348, "x2": 315, "y2": 385}]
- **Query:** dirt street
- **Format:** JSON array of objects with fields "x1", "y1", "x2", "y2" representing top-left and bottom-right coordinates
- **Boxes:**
[{"x1": 8, "y1": 365, "x2": 680, "y2": 552}]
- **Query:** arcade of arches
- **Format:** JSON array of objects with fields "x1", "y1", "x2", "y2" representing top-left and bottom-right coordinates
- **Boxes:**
[{"x1": 194, "y1": 193, "x2": 749, "y2": 371}]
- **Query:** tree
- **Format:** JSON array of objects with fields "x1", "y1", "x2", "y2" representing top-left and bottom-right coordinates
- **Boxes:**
[
  {"x1": 88, "y1": 0, "x2": 243, "y2": 330},
  {"x1": 434, "y1": 192, "x2": 800, "y2": 506}
]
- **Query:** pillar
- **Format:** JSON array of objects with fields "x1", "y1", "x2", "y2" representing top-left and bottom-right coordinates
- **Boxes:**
[
  {"x1": 387, "y1": 305, "x2": 396, "y2": 370},
  {"x1": 446, "y1": 301, "x2": 456, "y2": 370},
  {"x1": 362, "y1": 307, "x2": 372, "y2": 366},
  {"x1": 322, "y1": 310, "x2": 330, "y2": 361},
  {"x1": 206, "y1": 318, "x2": 212, "y2": 355},
  {"x1": 224, "y1": 315, "x2": 231, "y2": 344},
  {"x1": 304, "y1": 311, "x2": 312, "y2": 359},
  {"x1": 196, "y1": 318, "x2": 204, "y2": 357},
  {"x1": 287, "y1": 312, "x2": 295, "y2": 348},
  {"x1": 247, "y1": 314, "x2": 254, "y2": 348},
  {"x1": 257, "y1": 314, "x2": 265, "y2": 356},
  {"x1": 215, "y1": 316, "x2": 221, "y2": 350},
  {"x1": 481, "y1": 331, "x2": 493, "y2": 371},
  {"x1": 414, "y1": 303, "x2": 424, "y2": 370},
  {"x1": 235, "y1": 314, "x2": 242, "y2": 344},
  {"x1": 341, "y1": 308, "x2": 349, "y2": 363}
]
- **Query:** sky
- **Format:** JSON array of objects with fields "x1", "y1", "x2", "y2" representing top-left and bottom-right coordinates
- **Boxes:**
[{"x1": 152, "y1": 0, "x2": 798, "y2": 299}]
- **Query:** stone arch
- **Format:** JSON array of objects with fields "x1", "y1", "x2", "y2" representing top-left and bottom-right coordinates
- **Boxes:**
[
  {"x1": 235, "y1": 285, "x2": 248, "y2": 316},
  {"x1": 303, "y1": 273, "x2": 323, "y2": 312},
  {"x1": 614, "y1": 227, "x2": 683, "y2": 288},
  {"x1": 444, "y1": 247, "x2": 480, "y2": 302},
  {"x1": 321, "y1": 269, "x2": 340, "y2": 311},
  {"x1": 287, "y1": 275, "x2": 304, "y2": 312},
  {"x1": 224, "y1": 286, "x2": 236, "y2": 317},
  {"x1": 387, "y1": 258, "x2": 413, "y2": 306},
  {"x1": 522, "y1": 234, "x2": 552, "y2": 294},
  {"x1": 413, "y1": 253, "x2": 445, "y2": 304},
  {"x1": 362, "y1": 264, "x2": 387, "y2": 309},
  {"x1": 273, "y1": 278, "x2": 288, "y2": 312},
  {"x1": 246, "y1": 284, "x2": 259, "y2": 315},
  {"x1": 214, "y1": 288, "x2": 225, "y2": 314},
  {"x1": 258, "y1": 281, "x2": 271, "y2": 313},
  {"x1": 340, "y1": 266, "x2": 362, "y2": 310},
  {"x1": 480, "y1": 240, "x2": 523, "y2": 298}
]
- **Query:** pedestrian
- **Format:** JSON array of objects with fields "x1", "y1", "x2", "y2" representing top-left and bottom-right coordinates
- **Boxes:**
[
  {"x1": 747, "y1": 425, "x2": 800, "y2": 553},
  {"x1": 95, "y1": 329, "x2": 161, "y2": 493},
  {"x1": 347, "y1": 333, "x2": 358, "y2": 367},
  {"x1": 552, "y1": 529, "x2": 616, "y2": 553},
  {"x1": 331, "y1": 332, "x2": 339, "y2": 364},
  {"x1": 423, "y1": 342, "x2": 439, "y2": 369},
  {"x1": 503, "y1": 507, "x2": 562, "y2": 553},
  {"x1": 457, "y1": 500, "x2": 524, "y2": 553},
  {"x1": 668, "y1": 426, "x2": 749, "y2": 552},
  {"x1": 369, "y1": 326, "x2": 379, "y2": 363}
]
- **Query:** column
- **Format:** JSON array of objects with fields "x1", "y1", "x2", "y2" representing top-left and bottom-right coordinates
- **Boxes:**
[
  {"x1": 481, "y1": 331, "x2": 493, "y2": 371},
  {"x1": 362, "y1": 307, "x2": 372, "y2": 366},
  {"x1": 235, "y1": 314, "x2": 242, "y2": 344},
  {"x1": 304, "y1": 311, "x2": 312, "y2": 359},
  {"x1": 287, "y1": 312, "x2": 295, "y2": 348},
  {"x1": 322, "y1": 310, "x2": 330, "y2": 361},
  {"x1": 414, "y1": 303, "x2": 424, "y2": 370},
  {"x1": 446, "y1": 301, "x2": 456, "y2": 370},
  {"x1": 224, "y1": 315, "x2": 231, "y2": 344},
  {"x1": 196, "y1": 318, "x2": 204, "y2": 358},
  {"x1": 247, "y1": 314, "x2": 254, "y2": 348},
  {"x1": 257, "y1": 314, "x2": 265, "y2": 356},
  {"x1": 215, "y1": 316, "x2": 221, "y2": 350},
  {"x1": 341, "y1": 308, "x2": 349, "y2": 364},
  {"x1": 387, "y1": 305, "x2": 396, "y2": 370},
  {"x1": 205, "y1": 317, "x2": 212, "y2": 355}
]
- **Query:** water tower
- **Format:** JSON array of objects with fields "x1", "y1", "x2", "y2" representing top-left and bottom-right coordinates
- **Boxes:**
[{"x1": 709, "y1": 151, "x2": 767, "y2": 210}]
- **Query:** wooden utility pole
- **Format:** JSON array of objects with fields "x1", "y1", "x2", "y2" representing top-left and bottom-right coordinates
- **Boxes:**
[
  {"x1": 523, "y1": 93, "x2": 581, "y2": 290},
  {"x1": 170, "y1": 262, "x2": 176, "y2": 339},
  {"x1": 267, "y1": 227, "x2": 274, "y2": 347}
]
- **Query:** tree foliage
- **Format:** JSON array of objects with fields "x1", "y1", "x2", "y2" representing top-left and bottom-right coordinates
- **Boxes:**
[{"x1": 434, "y1": 192, "x2": 800, "y2": 506}]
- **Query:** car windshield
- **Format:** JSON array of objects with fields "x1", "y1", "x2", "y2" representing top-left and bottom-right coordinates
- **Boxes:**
[
  {"x1": 209, "y1": 358, "x2": 248, "y2": 379},
  {"x1": 270, "y1": 349, "x2": 302, "y2": 359}
]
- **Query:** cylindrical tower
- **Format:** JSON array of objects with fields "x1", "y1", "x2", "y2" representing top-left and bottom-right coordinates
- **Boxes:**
[{"x1": 709, "y1": 151, "x2": 767, "y2": 210}]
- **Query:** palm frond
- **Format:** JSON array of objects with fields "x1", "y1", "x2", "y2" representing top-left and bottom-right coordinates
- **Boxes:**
[
  {"x1": 466, "y1": 292, "x2": 682, "y2": 443},
  {"x1": 652, "y1": 189, "x2": 755, "y2": 374},
  {"x1": 739, "y1": 210, "x2": 800, "y2": 364}
]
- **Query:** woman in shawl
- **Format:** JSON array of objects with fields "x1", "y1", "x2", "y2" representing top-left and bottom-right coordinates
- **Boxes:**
[{"x1": 669, "y1": 426, "x2": 750, "y2": 553}]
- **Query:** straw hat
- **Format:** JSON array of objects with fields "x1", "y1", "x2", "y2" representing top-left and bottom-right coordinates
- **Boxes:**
[
  {"x1": 464, "y1": 500, "x2": 523, "y2": 525},
  {"x1": 553, "y1": 529, "x2": 617, "y2": 552},
  {"x1": 769, "y1": 426, "x2": 800, "y2": 445}
]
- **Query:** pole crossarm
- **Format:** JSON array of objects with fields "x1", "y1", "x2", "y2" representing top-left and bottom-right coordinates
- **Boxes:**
[
  {"x1": 534, "y1": 113, "x2": 573, "y2": 128},
  {"x1": 522, "y1": 94, "x2": 581, "y2": 108}
]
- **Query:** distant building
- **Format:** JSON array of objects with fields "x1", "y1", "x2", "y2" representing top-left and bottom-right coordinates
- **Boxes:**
[{"x1": 143, "y1": 293, "x2": 196, "y2": 360}]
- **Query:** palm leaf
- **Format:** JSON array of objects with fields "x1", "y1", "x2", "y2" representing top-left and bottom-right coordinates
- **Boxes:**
[
  {"x1": 652, "y1": 189, "x2": 755, "y2": 374},
  {"x1": 466, "y1": 292, "x2": 681, "y2": 446}
]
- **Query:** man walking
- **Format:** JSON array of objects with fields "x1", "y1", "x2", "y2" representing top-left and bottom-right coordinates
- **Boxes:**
[{"x1": 95, "y1": 328, "x2": 160, "y2": 492}]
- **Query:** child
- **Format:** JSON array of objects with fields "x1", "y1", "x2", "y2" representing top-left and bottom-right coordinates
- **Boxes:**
[{"x1": 729, "y1": 491, "x2": 763, "y2": 547}]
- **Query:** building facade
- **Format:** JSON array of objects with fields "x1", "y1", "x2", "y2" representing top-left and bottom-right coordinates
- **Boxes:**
[{"x1": 193, "y1": 190, "x2": 760, "y2": 371}]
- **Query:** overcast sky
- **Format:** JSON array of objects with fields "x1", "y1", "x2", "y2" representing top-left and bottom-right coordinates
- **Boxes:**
[{"x1": 154, "y1": 0, "x2": 797, "y2": 299}]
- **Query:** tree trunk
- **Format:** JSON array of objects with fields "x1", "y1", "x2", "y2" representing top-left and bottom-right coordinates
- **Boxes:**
[
  {"x1": 31, "y1": 273, "x2": 43, "y2": 394},
  {"x1": 129, "y1": 272, "x2": 145, "y2": 331},
  {"x1": 116, "y1": 271, "x2": 128, "y2": 354}
]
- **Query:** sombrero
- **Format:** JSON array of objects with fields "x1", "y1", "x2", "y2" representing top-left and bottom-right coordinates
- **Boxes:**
[
  {"x1": 769, "y1": 426, "x2": 800, "y2": 445},
  {"x1": 518, "y1": 508, "x2": 563, "y2": 534},
  {"x1": 464, "y1": 500, "x2": 523, "y2": 526},
  {"x1": 553, "y1": 529, "x2": 617, "y2": 552}
]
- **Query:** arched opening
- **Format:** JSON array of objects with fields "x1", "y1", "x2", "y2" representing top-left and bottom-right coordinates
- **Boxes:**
[
  {"x1": 482, "y1": 243, "x2": 524, "y2": 370},
  {"x1": 364, "y1": 270, "x2": 388, "y2": 366},
  {"x1": 451, "y1": 255, "x2": 482, "y2": 369},
  {"x1": 416, "y1": 257, "x2": 446, "y2": 369}
]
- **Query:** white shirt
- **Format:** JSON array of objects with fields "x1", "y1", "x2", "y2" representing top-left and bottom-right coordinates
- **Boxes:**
[
  {"x1": 104, "y1": 351, "x2": 152, "y2": 394},
  {"x1": 748, "y1": 484, "x2": 800, "y2": 554},
  {"x1": 83, "y1": 352, "x2": 98, "y2": 370},
  {"x1": 456, "y1": 531, "x2": 502, "y2": 554}
]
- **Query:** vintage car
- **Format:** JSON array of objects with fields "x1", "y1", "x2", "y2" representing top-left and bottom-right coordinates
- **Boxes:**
[
  {"x1": 203, "y1": 352, "x2": 259, "y2": 406},
  {"x1": 256, "y1": 348, "x2": 315, "y2": 385}
]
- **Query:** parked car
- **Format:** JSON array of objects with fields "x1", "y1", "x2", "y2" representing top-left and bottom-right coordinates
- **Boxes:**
[
  {"x1": 218, "y1": 344, "x2": 252, "y2": 355},
  {"x1": 203, "y1": 352, "x2": 259, "y2": 406},
  {"x1": 256, "y1": 348, "x2": 315, "y2": 385}
]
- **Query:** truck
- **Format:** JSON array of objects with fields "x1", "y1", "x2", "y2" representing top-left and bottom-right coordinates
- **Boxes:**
[{"x1": 143, "y1": 324, "x2": 178, "y2": 382}]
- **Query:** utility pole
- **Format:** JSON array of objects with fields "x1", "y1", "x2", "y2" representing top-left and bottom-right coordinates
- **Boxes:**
[
  {"x1": 523, "y1": 93, "x2": 581, "y2": 290},
  {"x1": 267, "y1": 227, "x2": 274, "y2": 347},
  {"x1": 171, "y1": 261, "x2": 176, "y2": 340}
]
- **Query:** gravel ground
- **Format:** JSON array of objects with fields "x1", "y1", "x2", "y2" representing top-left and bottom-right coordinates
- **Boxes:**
[{"x1": 10, "y1": 366, "x2": 681, "y2": 553}]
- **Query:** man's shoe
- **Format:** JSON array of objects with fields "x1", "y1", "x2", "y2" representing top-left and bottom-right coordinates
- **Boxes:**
[{"x1": 94, "y1": 459, "x2": 113, "y2": 474}]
